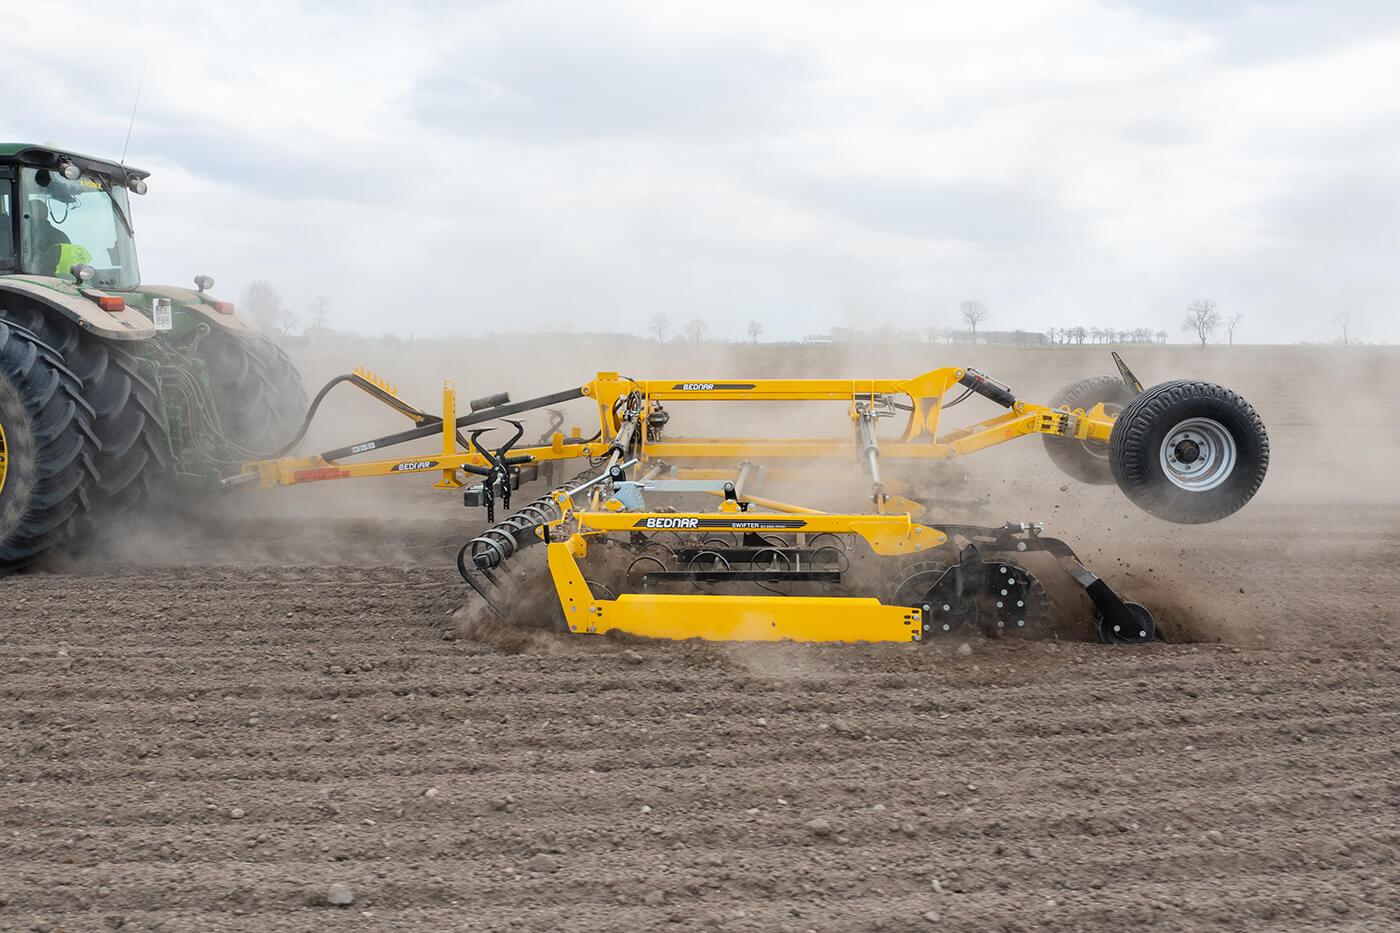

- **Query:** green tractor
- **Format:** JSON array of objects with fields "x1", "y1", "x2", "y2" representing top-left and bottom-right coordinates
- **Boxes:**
[{"x1": 0, "y1": 144, "x2": 307, "y2": 571}]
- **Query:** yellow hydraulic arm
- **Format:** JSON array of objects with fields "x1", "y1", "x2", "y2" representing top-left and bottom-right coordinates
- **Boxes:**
[{"x1": 231, "y1": 365, "x2": 1117, "y2": 489}]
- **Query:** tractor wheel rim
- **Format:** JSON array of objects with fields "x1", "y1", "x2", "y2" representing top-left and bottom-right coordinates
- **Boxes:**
[
  {"x1": 0, "y1": 416, "x2": 8, "y2": 497},
  {"x1": 1159, "y1": 417, "x2": 1236, "y2": 492}
]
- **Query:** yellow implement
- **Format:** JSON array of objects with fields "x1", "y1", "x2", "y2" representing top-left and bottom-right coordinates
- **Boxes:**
[{"x1": 233, "y1": 355, "x2": 1270, "y2": 645}]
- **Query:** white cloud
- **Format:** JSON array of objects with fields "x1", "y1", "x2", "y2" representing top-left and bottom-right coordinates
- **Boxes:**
[{"x1": 3, "y1": 0, "x2": 1397, "y2": 343}]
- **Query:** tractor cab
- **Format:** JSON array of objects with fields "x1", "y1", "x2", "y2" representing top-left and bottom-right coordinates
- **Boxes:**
[{"x1": 0, "y1": 144, "x2": 147, "y2": 291}]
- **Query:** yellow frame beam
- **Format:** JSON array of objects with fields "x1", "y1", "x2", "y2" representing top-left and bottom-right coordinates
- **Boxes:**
[{"x1": 236, "y1": 366, "x2": 1118, "y2": 489}]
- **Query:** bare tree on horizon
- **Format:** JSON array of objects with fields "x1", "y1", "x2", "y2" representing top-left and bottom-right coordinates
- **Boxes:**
[
  {"x1": 1335, "y1": 310, "x2": 1352, "y2": 346},
  {"x1": 1182, "y1": 299, "x2": 1219, "y2": 347},
  {"x1": 960, "y1": 300, "x2": 989, "y2": 344},
  {"x1": 685, "y1": 318, "x2": 709, "y2": 343},
  {"x1": 1226, "y1": 311, "x2": 1244, "y2": 345},
  {"x1": 307, "y1": 295, "x2": 331, "y2": 332},
  {"x1": 747, "y1": 320, "x2": 764, "y2": 343},
  {"x1": 648, "y1": 313, "x2": 670, "y2": 343},
  {"x1": 241, "y1": 280, "x2": 298, "y2": 338}
]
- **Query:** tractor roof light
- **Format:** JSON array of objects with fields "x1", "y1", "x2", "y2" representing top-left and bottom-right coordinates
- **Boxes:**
[
  {"x1": 70, "y1": 264, "x2": 95, "y2": 284},
  {"x1": 194, "y1": 274, "x2": 215, "y2": 293},
  {"x1": 59, "y1": 160, "x2": 81, "y2": 181},
  {"x1": 128, "y1": 177, "x2": 148, "y2": 195}
]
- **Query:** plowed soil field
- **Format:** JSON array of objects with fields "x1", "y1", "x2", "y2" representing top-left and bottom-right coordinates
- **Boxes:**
[{"x1": 3, "y1": 344, "x2": 1398, "y2": 931}]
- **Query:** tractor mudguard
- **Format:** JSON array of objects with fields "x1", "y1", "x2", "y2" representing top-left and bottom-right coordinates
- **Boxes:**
[
  {"x1": 135, "y1": 285, "x2": 260, "y2": 336},
  {"x1": 0, "y1": 276, "x2": 154, "y2": 340}
]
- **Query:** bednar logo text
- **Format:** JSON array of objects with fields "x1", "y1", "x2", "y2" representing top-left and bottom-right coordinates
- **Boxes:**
[
  {"x1": 632, "y1": 517, "x2": 809, "y2": 530},
  {"x1": 391, "y1": 460, "x2": 440, "y2": 472},
  {"x1": 670, "y1": 383, "x2": 757, "y2": 391},
  {"x1": 638, "y1": 517, "x2": 701, "y2": 529}
]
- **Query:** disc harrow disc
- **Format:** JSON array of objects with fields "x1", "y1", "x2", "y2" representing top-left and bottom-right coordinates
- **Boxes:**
[
  {"x1": 892, "y1": 559, "x2": 1052, "y2": 639},
  {"x1": 891, "y1": 562, "x2": 974, "y2": 636},
  {"x1": 979, "y1": 561, "x2": 1051, "y2": 639}
]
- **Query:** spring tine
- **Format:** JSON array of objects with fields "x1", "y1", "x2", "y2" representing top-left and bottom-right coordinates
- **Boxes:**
[
  {"x1": 457, "y1": 465, "x2": 603, "y2": 609},
  {"x1": 462, "y1": 569, "x2": 505, "y2": 616}
]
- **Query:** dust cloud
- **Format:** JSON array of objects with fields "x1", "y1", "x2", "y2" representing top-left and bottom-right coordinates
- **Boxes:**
[{"x1": 88, "y1": 335, "x2": 1400, "y2": 650}]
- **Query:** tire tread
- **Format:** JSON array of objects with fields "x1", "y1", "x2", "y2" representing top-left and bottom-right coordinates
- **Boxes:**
[{"x1": 1109, "y1": 380, "x2": 1269, "y2": 523}]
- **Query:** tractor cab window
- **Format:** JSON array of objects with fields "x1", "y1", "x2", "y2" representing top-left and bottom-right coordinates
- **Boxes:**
[
  {"x1": 0, "y1": 189, "x2": 13, "y2": 269},
  {"x1": 18, "y1": 167, "x2": 139, "y2": 290}
]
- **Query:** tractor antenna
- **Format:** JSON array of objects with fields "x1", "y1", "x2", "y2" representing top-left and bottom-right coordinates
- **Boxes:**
[{"x1": 119, "y1": 60, "x2": 148, "y2": 168}]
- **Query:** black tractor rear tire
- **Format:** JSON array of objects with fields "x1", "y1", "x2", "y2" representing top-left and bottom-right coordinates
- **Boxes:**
[
  {"x1": 1042, "y1": 375, "x2": 1139, "y2": 485},
  {"x1": 1, "y1": 305, "x2": 169, "y2": 520},
  {"x1": 0, "y1": 322, "x2": 100, "y2": 572},
  {"x1": 196, "y1": 331, "x2": 308, "y2": 456},
  {"x1": 1109, "y1": 380, "x2": 1269, "y2": 524}
]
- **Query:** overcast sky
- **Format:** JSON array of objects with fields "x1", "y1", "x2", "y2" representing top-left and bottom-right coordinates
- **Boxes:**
[{"x1": 5, "y1": 1, "x2": 1398, "y2": 343}]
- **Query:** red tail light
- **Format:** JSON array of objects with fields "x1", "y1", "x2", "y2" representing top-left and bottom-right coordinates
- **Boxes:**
[
  {"x1": 96, "y1": 296, "x2": 125, "y2": 313},
  {"x1": 209, "y1": 300, "x2": 235, "y2": 315}
]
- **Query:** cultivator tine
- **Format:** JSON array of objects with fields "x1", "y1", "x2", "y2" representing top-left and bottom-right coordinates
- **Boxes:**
[
  {"x1": 459, "y1": 565, "x2": 507, "y2": 618},
  {"x1": 456, "y1": 461, "x2": 639, "y2": 617},
  {"x1": 1015, "y1": 531, "x2": 1155, "y2": 645}
]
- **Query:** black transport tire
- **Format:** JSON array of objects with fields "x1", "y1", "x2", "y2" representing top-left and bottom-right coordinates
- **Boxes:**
[
  {"x1": 1109, "y1": 380, "x2": 1269, "y2": 524},
  {"x1": 1, "y1": 305, "x2": 169, "y2": 520},
  {"x1": 1041, "y1": 375, "x2": 1139, "y2": 484},
  {"x1": 196, "y1": 331, "x2": 308, "y2": 456},
  {"x1": 0, "y1": 321, "x2": 100, "y2": 572}
]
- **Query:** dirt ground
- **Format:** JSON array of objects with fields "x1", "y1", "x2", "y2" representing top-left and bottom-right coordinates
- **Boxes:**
[{"x1": 2, "y1": 344, "x2": 1398, "y2": 931}]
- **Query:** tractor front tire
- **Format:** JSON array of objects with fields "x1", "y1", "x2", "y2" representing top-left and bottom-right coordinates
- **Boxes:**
[
  {"x1": 0, "y1": 322, "x2": 100, "y2": 572},
  {"x1": 1042, "y1": 375, "x2": 1139, "y2": 485},
  {"x1": 1109, "y1": 380, "x2": 1269, "y2": 524}
]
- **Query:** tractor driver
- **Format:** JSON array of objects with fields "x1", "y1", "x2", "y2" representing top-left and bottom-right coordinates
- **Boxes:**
[{"x1": 25, "y1": 198, "x2": 91, "y2": 280}]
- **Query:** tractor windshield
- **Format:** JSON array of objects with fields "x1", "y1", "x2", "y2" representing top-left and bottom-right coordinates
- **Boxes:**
[{"x1": 18, "y1": 166, "x2": 140, "y2": 290}]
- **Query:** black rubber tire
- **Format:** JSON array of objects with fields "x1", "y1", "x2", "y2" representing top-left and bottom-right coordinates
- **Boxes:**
[
  {"x1": 196, "y1": 331, "x2": 309, "y2": 456},
  {"x1": 1, "y1": 304, "x2": 169, "y2": 520},
  {"x1": 1109, "y1": 380, "x2": 1269, "y2": 524},
  {"x1": 0, "y1": 321, "x2": 100, "y2": 572},
  {"x1": 1042, "y1": 375, "x2": 1139, "y2": 484}
]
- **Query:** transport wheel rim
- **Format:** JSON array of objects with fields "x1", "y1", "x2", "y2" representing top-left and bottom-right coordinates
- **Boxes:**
[
  {"x1": 1158, "y1": 417, "x2": 1236, "y2": 492},
  {"x1": 0, "y1": 416, "x2": 8, "y2": 497}
]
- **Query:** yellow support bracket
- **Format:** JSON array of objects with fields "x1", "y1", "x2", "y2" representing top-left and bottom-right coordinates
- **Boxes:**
[
  {"x1": 435, "y1": 380, "x2": 462, "y2": 489},
  {"x1": 547, "y1": 541, "x2": 922, "y2": 643}
]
